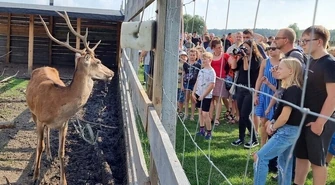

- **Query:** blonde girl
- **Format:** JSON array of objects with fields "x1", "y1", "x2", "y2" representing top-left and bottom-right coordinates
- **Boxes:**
[{"x1": 253, "y1": 57, "x2": 303, "y2": 185}]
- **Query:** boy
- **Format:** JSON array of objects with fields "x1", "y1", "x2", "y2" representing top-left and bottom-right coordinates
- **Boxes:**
[
  {"x1": 192, "y1": 52, "x2": 216, "y2": 140},
  {"x1": 178, "y1": 51, "x2": 187, "y2": 115}
]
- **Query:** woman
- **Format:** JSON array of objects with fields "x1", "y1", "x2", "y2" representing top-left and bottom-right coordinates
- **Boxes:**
[
  {"x1": 209, "y1": 39, "x2": 230, "y2": 126},
  {"x1": 254, "y1": 43, "x2": 281, "y2": 147},
  {"x1": 253, "y1": 57, "x2": 303, "y2": 185},
  {"x1": 229, "y1": 39, "x2": 263, "y2": 148}
]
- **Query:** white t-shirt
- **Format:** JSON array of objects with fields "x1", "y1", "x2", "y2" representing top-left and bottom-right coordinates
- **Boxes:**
[
  {"x1": 195, "y1": 67, "x2": 216, "y2": 99},
  {"x1": 226, "y1": 43, "x2": 239, "y2": 54},
  {"x1": 144, "y1": 51, "x2": 150, "y2": 65}
]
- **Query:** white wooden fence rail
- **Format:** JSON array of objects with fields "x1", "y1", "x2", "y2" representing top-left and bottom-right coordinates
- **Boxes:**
[{"x1": 120, "y1": 50, "x2": 190, "y2": 185}]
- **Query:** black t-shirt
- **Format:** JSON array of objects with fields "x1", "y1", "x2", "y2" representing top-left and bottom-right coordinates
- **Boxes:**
[
  {"x1": 304, "y1": 54, "x2": 335, "y2": 123},
  {"x1": 235, "y1": 56, "x2": 260, "y2": 88},
  {"x1": 273, "y1": 85, "x2": 302, "y2": 126},
  {"x1": 183, "y1": 62, "x2": 201, "y2": 85}
]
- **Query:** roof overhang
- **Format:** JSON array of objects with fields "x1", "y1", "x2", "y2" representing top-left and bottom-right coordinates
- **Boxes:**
[{"x1": 0, "y1": 2, "x2": 124, "y2": 21}]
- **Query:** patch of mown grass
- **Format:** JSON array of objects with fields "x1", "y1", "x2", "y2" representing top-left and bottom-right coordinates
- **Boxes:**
[
  {"x1": 0, "y1": 77, "x2": 28, "y2": 99},
  {"x1": 175, "y1": 116, "x2": 335, "y2": 185}
]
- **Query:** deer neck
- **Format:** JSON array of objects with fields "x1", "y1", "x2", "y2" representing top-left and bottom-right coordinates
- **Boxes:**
[{"x1": 68, "y1": 68, "x2": 94, "y2": 109}]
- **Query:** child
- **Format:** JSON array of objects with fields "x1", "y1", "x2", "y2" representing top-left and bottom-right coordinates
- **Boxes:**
[
  {"x1": 182, "y1": 48, "x2": 201, "y2": 121},
  {"x1": 177, "y1": 51, "x2": 187, "y2": 116},
  {"x1": 192, "y1": 52, "x2": 216, "y2": 140},
  {"x1": 253, "y1": 57, "x2": 303, "y2": 185}
]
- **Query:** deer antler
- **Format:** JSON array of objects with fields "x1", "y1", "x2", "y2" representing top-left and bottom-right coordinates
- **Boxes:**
[
  {"x1": 55, "y1": 11, "x2": 101, "y2": 54},
  {"x1": 39, "y1": 15, "x2": 86, "y2": 55}
]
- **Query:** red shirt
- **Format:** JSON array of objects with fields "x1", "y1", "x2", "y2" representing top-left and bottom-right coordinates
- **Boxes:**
[{"x1": 211, "y1": 53, "x2": 230, "y2": 78}]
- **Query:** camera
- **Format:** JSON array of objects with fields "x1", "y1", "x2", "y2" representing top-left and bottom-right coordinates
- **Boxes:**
[{"x1": 232, "y1": 46, "x2": 248, "y2": 56}]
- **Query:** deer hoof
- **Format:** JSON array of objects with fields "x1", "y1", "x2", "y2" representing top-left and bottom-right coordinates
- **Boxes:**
[{"x1": 32, "y1": 179, "x2": 40, "y2": 185}]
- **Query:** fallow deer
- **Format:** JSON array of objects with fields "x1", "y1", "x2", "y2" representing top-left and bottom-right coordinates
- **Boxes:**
[{"x1": 26, "y1": 11, "x2": 114, "y2": 185}]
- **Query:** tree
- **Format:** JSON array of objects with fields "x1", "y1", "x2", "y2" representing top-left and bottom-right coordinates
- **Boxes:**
[
  {"x1": 183, "y1": 14, "x2": 205, "y2": 34},
  {"x1": 288, "y1": 23, "x2": 300, "y2": 38}
]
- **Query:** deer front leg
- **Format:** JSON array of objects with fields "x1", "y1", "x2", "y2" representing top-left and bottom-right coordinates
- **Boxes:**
[
  {"x1": 32, "y1": 123, "x2": 44, "y2": 185},
  {"x1": 45, "y1": 126, "x2": 52, "y2": 161},
  {"x1": 59, "y1": 122, "x2": 68, "y2": 185}
]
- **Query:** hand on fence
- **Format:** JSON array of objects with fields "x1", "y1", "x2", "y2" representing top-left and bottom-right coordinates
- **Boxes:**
[{"x1": 306, "y1": 121, "x2": 324, "y2": 136}]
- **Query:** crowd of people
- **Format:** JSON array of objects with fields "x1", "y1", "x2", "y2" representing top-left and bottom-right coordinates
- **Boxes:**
[{"x1": 172, "y1": 25, "x2": 335, "y2": 184}]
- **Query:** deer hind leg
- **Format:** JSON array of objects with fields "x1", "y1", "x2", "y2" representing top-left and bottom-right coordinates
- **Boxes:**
[
  {"x1": 44, "y1": 126, "x2": 52, "y2": 161},
  {"x1": 59, "y1": 121, "x2": 68, "y2": 185},
  {"x1": 32, "y1": 122, "x2": 44, "y2": 185}
]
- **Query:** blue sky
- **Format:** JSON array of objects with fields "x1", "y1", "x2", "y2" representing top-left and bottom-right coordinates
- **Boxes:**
[
  {"x1": 0, "y1": 0, "x2": 333, "y2": 30},
  {"x1": 184, "y1": 0, "x2": 335, "y2": 29}
]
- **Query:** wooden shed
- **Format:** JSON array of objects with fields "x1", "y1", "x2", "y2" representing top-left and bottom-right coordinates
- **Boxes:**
[{"x1": 0, "y1": 2, "x2": 124, "y2": 72}]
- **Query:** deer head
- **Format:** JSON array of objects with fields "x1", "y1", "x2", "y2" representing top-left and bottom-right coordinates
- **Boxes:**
[{"x1": 40, "y1": 11, "x2": 114, "y2": 81}]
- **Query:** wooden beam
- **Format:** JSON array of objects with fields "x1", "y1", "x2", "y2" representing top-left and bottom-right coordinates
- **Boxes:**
[
  {"x1": 76, "y1": 18, "x2": 81, "y2": 49},
  {"x1": 125, "y1": 0, "x2": 155, "y2": 21},
  {"x1": 116, "y1": 22, "x2": 121, "y2": 69},
  {"x1": 48, "y1": 16, "x2": 53, "y2": 65},
  {"x1": 148, "y1": 107, "x2": 190, "y2": 185},
  {"x1": 6, "y1": 13, "x2": 11, "y2": 63},
  {"x1": 28, "y1": 15, "x2": 34, "y2": 74}
]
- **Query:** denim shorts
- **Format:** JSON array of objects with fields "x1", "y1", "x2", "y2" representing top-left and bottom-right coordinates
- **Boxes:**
[{"x1": 177, "y1": 88, "x2": 185, "y2": 103}]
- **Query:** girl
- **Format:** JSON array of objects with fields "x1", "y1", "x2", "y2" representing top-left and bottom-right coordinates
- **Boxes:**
[
  {"x1": 182, "y1": 48, "x2": 201, "y2": 121},
  {"x1": 253, "y1": 57, "x2": 303, "y2": 185},
  {"x1": 229, "y1": 39, "x2": 264, "y2": 148},
  {"x1": 254, "y1": 43, "x2": 281, "y2": 147}
]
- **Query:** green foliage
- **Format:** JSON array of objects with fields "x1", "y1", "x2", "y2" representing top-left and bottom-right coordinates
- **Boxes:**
[
  {"x1": 183, "y1": 14, "x2": 206, "y2": 34},
  {"x1": 288, "y1": 23, "x2": 301, "y2": 38}
]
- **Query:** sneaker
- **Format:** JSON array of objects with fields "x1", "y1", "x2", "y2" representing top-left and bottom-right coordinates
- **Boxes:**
[
  {"x1": 205, "y1": 133, "x2": 212, "y2": 140},
  {"x1": 231, "y1": 139, "x2": 243, "y2": 146},
  {"x1": 196, "y1": 131, "x2": 205, "y2": 137},
  {"x1": 244, "y1": 141, "x2": 259, "y2": 149}
]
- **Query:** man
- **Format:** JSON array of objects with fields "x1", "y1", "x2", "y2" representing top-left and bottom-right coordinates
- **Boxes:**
[
  {"x1": 192, "y1": 31, "x2": 201, "y2": 46},
  {"x1": 227, "y1": 31, "x2": 243, "y2": 55},
  {"x1": 294, "y1": 25, "x2": 335, "y2": 185},
  {"x1": 221, "y1": 34, "x2": 232, "y2": 52},
  {"x1": 242, "y1": 29, "x2": 267, "y2": 59},
  {"x1": 274, "y1": 28, "x2": 304, "y2": 63}
]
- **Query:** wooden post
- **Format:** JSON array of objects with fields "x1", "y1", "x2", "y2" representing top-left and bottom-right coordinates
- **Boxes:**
[
  {"x1": 76, "y1": 18, "x2": 81, "y2": 49},
  {"x1": 161, "y1": 0, "x2": 181, "y2": 148},
  {"x1": 6, "y1": 13, "x2": 11, "y2": 63},
  {"x1": 28, "y1": 15, "x2": 34, "y2": 74},
  {"x1": 48, "y1": 16, "x2": 53, "y2": 65},
  {"x1": 152, "y1": 0, "x2": 180, "y2": 146}
]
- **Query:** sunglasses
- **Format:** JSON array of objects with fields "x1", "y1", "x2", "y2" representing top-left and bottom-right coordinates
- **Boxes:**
[{"x1": 265, "y1": 47, "x2": 277, "y2": 51}]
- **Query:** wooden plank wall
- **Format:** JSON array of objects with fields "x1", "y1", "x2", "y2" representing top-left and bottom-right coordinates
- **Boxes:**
[
  {"x1": 0, "y1": 13, "x2": 120, "y2": 68},
  {"x1": 0, "y1": 13, "x2": 8, "y2": 63}
]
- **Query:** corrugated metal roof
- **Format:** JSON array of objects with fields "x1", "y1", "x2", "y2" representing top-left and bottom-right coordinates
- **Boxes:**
[{"x1": 0, "y1": 2, "x2": 124, "y2": 21}]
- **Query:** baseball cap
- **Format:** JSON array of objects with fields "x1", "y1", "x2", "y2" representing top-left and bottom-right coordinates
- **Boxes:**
[{"x1": 179, "y1": 50, "x2": 188, "y2": 57}]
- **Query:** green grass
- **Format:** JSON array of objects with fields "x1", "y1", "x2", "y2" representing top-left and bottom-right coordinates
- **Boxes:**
[
  {"x1": 0, "y1": 77, "x2": 28, "y2": 98},
  {"x1": 135, "y1": 65, "x2": 335, "y2": 184},
  {"x1": 175, "y1": 116, "x2": 335, "y2": 185}
]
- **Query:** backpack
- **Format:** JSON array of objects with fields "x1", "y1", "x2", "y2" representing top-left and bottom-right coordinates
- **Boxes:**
[
  {"x1": 285, "y1": 48, "x2": 308, "y2": 74},
  {"x1": 285, "y1": 48, "x2": 308, "y2": 64}
]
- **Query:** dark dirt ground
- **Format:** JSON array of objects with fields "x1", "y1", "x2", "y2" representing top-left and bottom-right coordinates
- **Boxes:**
[{"x1": 0, "y1": 62, "x2": 127, "y2": 185}]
